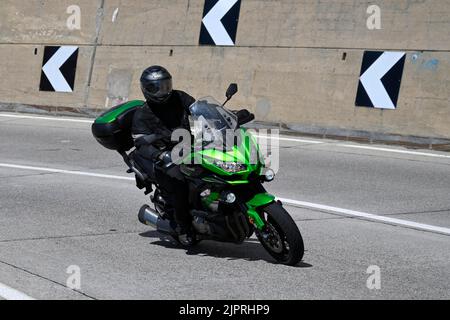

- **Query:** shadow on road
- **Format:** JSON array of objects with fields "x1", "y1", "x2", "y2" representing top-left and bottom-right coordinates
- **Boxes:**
[{"x1": 139, "y1": 230, "x2": 312, "y2": 268}]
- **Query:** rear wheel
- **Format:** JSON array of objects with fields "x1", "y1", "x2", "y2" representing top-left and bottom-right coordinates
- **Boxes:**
[{"x1": 256, "y1": 202, "x2": 304, "y2": 265}]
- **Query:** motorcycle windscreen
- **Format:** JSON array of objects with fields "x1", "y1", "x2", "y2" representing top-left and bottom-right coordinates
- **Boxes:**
[{"x1": 189, "y1": 97, "x2": 238, "y2": 149}]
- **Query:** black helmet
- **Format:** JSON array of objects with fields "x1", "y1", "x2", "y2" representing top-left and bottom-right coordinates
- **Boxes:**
[{"x1": 140, "y1": 66, "x2": 173, "y2": 103}]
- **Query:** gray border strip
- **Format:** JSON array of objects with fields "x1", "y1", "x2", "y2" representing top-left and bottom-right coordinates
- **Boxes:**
[{"x1": 1, "y1": 102, "x2": 449, "y2": 151}]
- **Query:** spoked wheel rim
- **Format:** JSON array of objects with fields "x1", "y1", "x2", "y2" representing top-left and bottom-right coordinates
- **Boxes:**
[{"x1": 260, "y1": 213, "x2": 291, "y2": 259}]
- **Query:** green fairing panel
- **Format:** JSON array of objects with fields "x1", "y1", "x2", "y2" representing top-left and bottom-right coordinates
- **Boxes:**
[
  {"x1": 246, "y1": 193, "x2": 276, "y2": 229},
  {"x1": 186, "y1": 128, "x2": 263, "y2": 181},
  {"x1": 247, "y1": 193, "x2": 275, "y2": 208},
  {"x1": 94, "y1": 100, "x2": 145, "y2": 124}
]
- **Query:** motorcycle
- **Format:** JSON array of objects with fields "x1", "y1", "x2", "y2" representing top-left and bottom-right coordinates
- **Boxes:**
[{"x1": 92, "y1": 84, "x2": 304, "y2": 265}]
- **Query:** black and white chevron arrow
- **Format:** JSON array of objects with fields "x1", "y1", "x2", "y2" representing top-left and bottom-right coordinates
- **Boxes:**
[
  {"x1": 39, "y1": 46, "x2": 79, "y2": 92},
  {"x1": 199, "y1": 0, "x2": 242, "y2": 46},
  {"x1": 355, "y1": 51, "x2": 406, "y2": 109}
]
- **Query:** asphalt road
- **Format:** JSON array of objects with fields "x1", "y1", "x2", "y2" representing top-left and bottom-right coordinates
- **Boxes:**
[{"x1": 0, "y1": 112, "x2": 449, "y2": 300}]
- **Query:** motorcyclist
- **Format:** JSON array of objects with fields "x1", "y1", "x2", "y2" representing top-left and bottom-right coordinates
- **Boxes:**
[{"x1": 131, "y1": 65, "x2": 195, "y2": 244}]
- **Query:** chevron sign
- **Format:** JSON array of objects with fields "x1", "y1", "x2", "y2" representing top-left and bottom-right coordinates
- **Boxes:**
[
  {"x1": 39, "y1": 46, "x2": 79, "y2": 93},
  {"x1": 199, "y1": 0, "x2": 242, "y2": 46},
  {"x1": 356, "y1": 51, "x2": 407, "y2": 110}
]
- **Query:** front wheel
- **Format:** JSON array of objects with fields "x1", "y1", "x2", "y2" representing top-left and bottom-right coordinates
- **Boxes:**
[{"x1": 256, "y1": 202, "x2": 304, "y2": 266}]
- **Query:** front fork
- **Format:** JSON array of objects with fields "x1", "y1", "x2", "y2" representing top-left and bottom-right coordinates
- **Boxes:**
[{"x1": 245, "y1": 193, "x2": 276, "y2": 230}]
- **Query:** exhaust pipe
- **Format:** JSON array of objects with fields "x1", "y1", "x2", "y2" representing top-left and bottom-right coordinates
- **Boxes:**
[{"x1": 138, "y1": 205, "x2": 176, "y2": 235}]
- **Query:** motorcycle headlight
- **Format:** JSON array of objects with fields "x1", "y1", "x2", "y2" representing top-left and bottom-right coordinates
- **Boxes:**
[
  {"x1": 263, "y1": 168, "x2": 275, "y2": 181},
  {"x1": 214, "y1": 160, "x2": 247, "y2": 173}
]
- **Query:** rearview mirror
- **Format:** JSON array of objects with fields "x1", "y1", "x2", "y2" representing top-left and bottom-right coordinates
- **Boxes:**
[{"x1": 226, "y1": 83, "x2": 238, "y2": 100}]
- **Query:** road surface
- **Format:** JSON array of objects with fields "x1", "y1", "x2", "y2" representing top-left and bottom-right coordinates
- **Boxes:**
[{"x1": 0, "y1": 112, "x2": 449, "y2": 299}]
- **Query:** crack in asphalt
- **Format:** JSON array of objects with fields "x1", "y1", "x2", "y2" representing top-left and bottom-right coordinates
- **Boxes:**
[
  {"x1": 0, "y1": 172, "x2": 56, "y2": 180},
  {"x1": 279, "y1": 142, "x2": 330, "y2": 149},
  {"x1": 0, "y1": 230, "x2": 143, "y2": 244},
  {"x1": 382, "y1": 208, "x2": 450, "y2": 216},
  {"x1": 0, "y1": 259, "x2": 97, "y2": 300}
]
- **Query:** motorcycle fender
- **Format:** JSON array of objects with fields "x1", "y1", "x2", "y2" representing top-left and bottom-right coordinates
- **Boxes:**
[{"x1": 245, "y1": 193, "x2": 276, "y2": 230}]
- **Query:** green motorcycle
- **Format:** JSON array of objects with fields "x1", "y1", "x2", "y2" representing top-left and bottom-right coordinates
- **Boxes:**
[{"x1": 92, "y1": 84, "x2": 304, "y2": 265}]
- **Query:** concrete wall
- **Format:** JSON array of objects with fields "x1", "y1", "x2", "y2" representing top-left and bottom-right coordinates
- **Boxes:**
[{"x1": 1, "y1": 0, "x2": 450, "y2": 141}]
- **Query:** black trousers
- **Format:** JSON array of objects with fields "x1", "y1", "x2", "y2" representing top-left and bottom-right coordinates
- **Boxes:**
[
  {"x1": 154, "y1": 165, "x2": 191, "y2": 228},
  {"x1": 134, "y1": 147, "x2": 191, "y2": 229}
]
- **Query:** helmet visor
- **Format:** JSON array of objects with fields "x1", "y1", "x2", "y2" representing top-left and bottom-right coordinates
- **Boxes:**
[{"x1": 143, "y1": 79, "x2": 173, "y2": 99}]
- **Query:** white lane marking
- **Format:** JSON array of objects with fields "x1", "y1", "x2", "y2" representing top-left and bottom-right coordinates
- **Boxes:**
[
  {"x1": 1, "y1": 161, "x2": 449, "y2": 236},
  {"x1": 339, "y1": 144, "x2": 450, "y2": 159},
  {"x1": 0, "y1": 113, "x2": 93, "y2": 123},
  {"x1": 1, "y1": 113, "x2": 449, "y2": 159},
  {"x1": 254, "y1": 134, "x2": 324, "y2": 144},
  {"x1": 0, "y1": 163, "x2": 134, "y2": 181},
  {"x1": 0, "y1": 283, "x2": 35, "y2": 300},
  {"x1": 279, "y1": 197, "x2": 450, "y2": 236}
]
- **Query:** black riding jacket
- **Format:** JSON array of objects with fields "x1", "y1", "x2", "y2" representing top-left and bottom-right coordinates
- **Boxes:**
[
  {"x1": 132, "y1": 90, "x2": 253, "y2": 162},
  {"x1": 131, "y1": 90, "x2": 195, "y2": 159}
]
